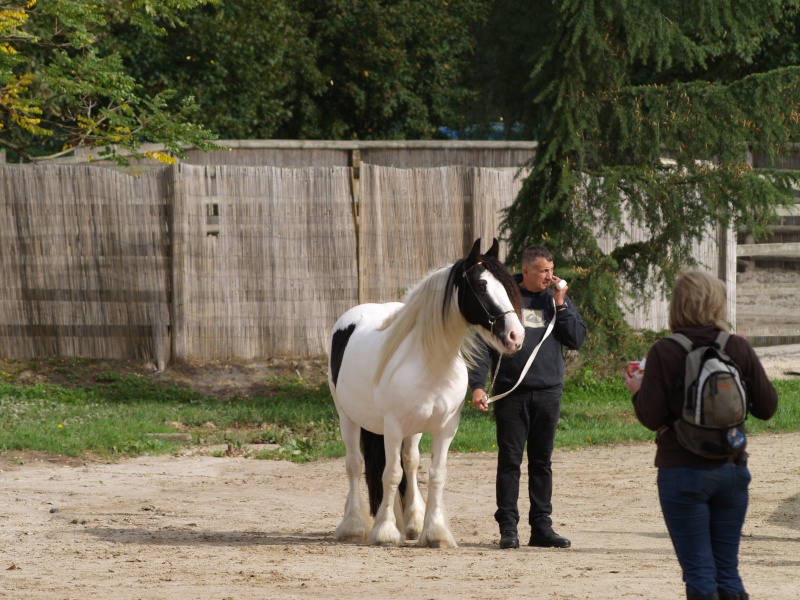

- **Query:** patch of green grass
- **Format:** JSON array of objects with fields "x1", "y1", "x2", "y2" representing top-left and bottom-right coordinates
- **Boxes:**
[
  {"x1": 557, "y1": 371, "x2": 655, "y2": 447},
  {"x1": 443, "y1": 372, "x2": 800, "y2": 452},
  {"x1": 0, "y1": 376, "x2": 340, "y2": 462},
  {"x1": 1, "y1": 371, "x2": 798, "y2": 463},
  {"x1": 747, "y1": 379, "x2": 800, "y2": 433}
]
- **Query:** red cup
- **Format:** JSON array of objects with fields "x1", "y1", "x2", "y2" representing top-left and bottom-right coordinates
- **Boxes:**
[{"x1": 627, "y1": 360, "x2": 645, "y2": 379}]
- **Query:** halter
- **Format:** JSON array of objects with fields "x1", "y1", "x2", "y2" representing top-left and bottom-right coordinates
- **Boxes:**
[{"x1": 460, "y1": 261, "x2": 515, "y2": 326}]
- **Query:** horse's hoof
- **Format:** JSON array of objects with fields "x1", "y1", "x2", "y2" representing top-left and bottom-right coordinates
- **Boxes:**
[
  {"x1": 336, "y1": 535, "x2": 365, "y2": 543},
  {"x1": 405, "y1": 532, "x2": 419, "y2": 541},
  {"x1": 418, "y1": 536, "x2": 458, "y2": 549}
]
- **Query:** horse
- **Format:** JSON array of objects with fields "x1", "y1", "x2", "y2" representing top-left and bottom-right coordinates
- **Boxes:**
[{"x1": 327, "y1": 238, "x2": 525, "y2": 547}]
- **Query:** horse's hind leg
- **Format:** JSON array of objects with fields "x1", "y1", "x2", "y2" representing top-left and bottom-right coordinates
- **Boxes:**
[
  {"x1": 401, "y1": 433, "x2": 425, "y2": 541},
  {"x1": 334, "y1": 413, "x2": 371, "y2": 542}
]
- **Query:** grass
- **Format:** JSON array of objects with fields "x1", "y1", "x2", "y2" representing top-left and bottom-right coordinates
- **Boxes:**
[
  {"x1": 0, "y1": 375, "x2": 341, "y2": 463},
  {"x1": 1, "y1": 365, "x2": 798, "y2": 463},
  {"x1": 452, "y1": 376, "x2": 800, "y2": 453}
]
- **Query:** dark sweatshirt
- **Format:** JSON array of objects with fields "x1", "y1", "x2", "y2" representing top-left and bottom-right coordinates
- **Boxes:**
[
  {"x1": 632, "y1": 324, "x2": 778, "y2": 468},
  {"x1": 468, "y1": 274, "x2": 586, "y2": 394}
]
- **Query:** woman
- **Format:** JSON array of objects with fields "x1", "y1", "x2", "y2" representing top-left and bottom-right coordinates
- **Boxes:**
[{"x1": 625, "y1": 270, "x2": 778, "y2": 600}]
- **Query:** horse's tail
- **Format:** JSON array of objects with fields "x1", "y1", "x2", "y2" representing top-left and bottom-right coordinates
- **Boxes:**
[{"x1": 361, "y1": 428, "x2": 407, "y2": 517}]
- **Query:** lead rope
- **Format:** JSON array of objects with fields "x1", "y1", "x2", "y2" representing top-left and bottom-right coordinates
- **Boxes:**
[
  {"x1": 485, "y1": 352, "x2": 504, "y2": 401},
  {"x1": 485, "y1": 300, "x2": 558, "y2": 405}
]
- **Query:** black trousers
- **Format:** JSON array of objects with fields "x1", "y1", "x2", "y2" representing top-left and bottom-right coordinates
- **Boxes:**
[{"x1": 492, "y1": 387, "x2": 562, "y2": 534}]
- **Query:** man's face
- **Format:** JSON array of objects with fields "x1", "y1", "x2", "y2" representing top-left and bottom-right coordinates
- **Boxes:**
[{"x1": 521, "y1": 257, "x2": 555, "y2": 293}]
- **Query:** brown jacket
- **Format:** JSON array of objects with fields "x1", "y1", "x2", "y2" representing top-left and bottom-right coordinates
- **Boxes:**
[{"x1": 632, "y1": 325, "x2": 778, "y2": 468}]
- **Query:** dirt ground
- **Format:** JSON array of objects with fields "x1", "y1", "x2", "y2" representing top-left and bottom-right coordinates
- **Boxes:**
[
  {"x1": 0, "y1": 433, "x2": 798, "y2": 599},
  {"x1": 0, "y1": 353, "x2": 799, "y2": 599}
]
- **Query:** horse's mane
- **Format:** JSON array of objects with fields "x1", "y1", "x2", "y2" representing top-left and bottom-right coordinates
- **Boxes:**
[
  {"x1": 372, "y1": 252, "x2": 520, "y2": 383},
  {"x1": 373, "y1": 265, "x2": 467, "y2": 383}
]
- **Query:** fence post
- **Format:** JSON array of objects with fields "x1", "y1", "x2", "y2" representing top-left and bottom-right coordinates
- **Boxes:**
[
  {"x1": 169, "y1": 164, "x2": 186, "y2": 361},
  {"x1": 350, "y1": 148, "x2": 363, "y2": 304}
]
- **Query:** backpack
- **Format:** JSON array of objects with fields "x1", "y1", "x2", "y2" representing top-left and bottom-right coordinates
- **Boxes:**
[{"x1": 667, "y1": 332, "x2": 748, "y2": 459}]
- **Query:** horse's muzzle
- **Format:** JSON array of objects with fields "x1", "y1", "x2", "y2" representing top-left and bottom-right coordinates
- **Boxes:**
[{"x1": 502, "y1": 320, "x2": 525, "y2": 353}]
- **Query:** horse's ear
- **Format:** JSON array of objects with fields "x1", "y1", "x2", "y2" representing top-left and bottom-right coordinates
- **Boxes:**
[
  {"x1": 468, "y1": 238, "x2": 482, "y2": 261},
  {"x1": 486, "y1": 238, "x2": 500, "y2": 259}
]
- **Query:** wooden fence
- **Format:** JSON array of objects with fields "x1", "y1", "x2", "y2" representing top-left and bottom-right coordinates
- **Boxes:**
[
  {"x1": 0, "y1": 141, "x2": 737, "y2": 368},
  {"x1": 0, "y1": 164, "x2": 172, "y2": 368},
  {"x1": 0, "y1": 159, "x2": 537, "y2": 369}
]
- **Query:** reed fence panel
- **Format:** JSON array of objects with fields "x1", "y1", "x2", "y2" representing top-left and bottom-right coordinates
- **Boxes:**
[
  {"x1": 469, "y1": 167, "x2": 530, "y2": 262},
  {"x1": 171, "y1": 164, "x2": 356, "y2": 359},
  {"x1": 0, "y1": 165, "x2": 171, "y2": 368},
  {"x1": 358, "y1": 165, "x2": 528, "y2": 304}
]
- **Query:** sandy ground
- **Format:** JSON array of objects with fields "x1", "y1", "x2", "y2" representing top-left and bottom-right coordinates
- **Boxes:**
[
  {"x1": 1, "y1": 429, "x2": 798, "y2": 599},
  {"x1": 1, "y1": 270, "x2": 798, "y2": 599}
]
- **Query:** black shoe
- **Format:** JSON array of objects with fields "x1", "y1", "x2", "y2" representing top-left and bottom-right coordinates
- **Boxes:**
[
  {"x1": 499, "y1": 530, "x2": 519, "y2": 549},
  {"x1": 685, "y1": 586, "x2": 719, "y2": 600},
  {"x1": 719, "y1": 593, "x2": 747, "y2": 600},
  {"x1": 528, "y1": 530, "x2": 571, "y2": 548}
]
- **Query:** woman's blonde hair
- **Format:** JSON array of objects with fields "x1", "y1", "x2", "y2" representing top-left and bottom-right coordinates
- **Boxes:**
[{"x1": 668, "y1": 270, "x2": 729, "y2": 332}]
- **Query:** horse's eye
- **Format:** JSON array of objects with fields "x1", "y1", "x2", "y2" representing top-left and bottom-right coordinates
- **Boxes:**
[{"x1": 477, "y1": 281, "x2": 488, "y2": 293}]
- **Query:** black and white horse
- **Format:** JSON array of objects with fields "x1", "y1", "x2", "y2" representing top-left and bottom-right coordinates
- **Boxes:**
[{"x1": 327, "y1": 238, "x2": 524, "y2": 547}]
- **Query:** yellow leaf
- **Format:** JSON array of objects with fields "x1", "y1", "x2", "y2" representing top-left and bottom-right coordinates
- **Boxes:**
[{"x1": 143, "y1": 151, "x2": 177, "y2": 165}]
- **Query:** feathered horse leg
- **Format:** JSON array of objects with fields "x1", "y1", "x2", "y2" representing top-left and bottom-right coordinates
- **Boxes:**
[
  {"x1": 333, "y1": 412, "x2": 371, "y2": 542},
  {"x1": 418, "y1": 418, "x2": 459, "y2": 548},
  {"x1": 401, "y1": 433, "x2": 425, "y2": 540}
]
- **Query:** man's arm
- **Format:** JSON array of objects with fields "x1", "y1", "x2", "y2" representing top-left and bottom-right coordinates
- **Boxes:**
[
  {"x1": 554, "y1": 295, "x2": 587, "y2": 350},
  {"x1": 468, "y1": 341, "x2": 493, "y2": 412}
]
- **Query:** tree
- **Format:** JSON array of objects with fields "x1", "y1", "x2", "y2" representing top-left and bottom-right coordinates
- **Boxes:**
[
  {"x1": 104, "y1": 0, "x2": 313, "y2": 140},
  {"x1": 462, "y1": 0, "x2": 556, "y2": 140},
  {"x1": 282, "y1": 0, "x2": 489, "y2": 140},
  {"x1": 500, "y1": 0, "x2": 800, "y2": 362},
  {"x1": 105, "y1": 0, "x2": 489, "y2": 140},
  {"x1": 0, "y1": 0, "x2": 220, "y2": 164}
]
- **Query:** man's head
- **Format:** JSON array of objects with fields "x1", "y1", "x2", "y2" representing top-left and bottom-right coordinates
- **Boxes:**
[{"x1": 520, "y1": 246, "x2": 555, "y2": 293}]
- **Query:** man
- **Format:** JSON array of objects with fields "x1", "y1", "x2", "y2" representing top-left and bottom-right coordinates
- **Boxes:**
[{"x1": 469, "y1": 246, "x2": 586, "y2": 550}]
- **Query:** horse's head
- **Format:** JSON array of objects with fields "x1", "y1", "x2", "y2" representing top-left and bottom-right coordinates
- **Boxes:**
[{"x1": 448, "y1": 238, "x2": 525, "y2": 354}]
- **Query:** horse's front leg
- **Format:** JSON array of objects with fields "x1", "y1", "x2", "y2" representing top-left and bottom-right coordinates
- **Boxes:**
[
  {"x1": 333, "y1": 413, "x2": 371, "y2": 542},
  {"x1": 401, "y1": 433, "x2": 425, "y2": 540},
  {"x1": 419, "y1": 417, "x2": 459, "y2": 548},
  {"x1": 368, "y1": 426, "x2": 404, "y2": 547}
]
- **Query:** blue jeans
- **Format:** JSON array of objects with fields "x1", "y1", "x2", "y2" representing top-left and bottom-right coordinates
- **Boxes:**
[{"x1": 657, "y1": 463, "x2": 751, "y2": 597}]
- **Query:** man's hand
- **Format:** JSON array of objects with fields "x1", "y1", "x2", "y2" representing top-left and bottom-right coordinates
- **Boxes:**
[
  {"x1": 472, "y1": 389, "x2": 489, "y2": 412},
  {"x1": 551, "y1": 277, "x2": 567, "y2": 306}
]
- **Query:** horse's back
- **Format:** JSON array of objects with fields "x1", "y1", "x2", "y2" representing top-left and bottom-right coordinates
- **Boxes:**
[
  {"x1": 329, "y1": 300, "x2": 469, "y2": 436},
  {"x1": 329, "y1": 302, "x2": 401, "y2": 387}
]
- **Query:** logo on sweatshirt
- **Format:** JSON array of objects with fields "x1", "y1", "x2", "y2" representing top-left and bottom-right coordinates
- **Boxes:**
[{"x1": 522, "y1": 308, "x2": 546, "y2": 329}]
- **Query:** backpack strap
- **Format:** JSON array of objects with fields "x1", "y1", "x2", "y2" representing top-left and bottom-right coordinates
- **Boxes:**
[
  {"x1": 715, "y1": 331, "x2": 731, "y2": 351},
  {"x1": 669, "y1": 331, "x2": 731, "y2": 353},
  {"x1": 664, "y1": 334, "x2": 692, "y2": 420},
  {"x1": 667, "y1": 332, "x2": 693, "y2": 353}
]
